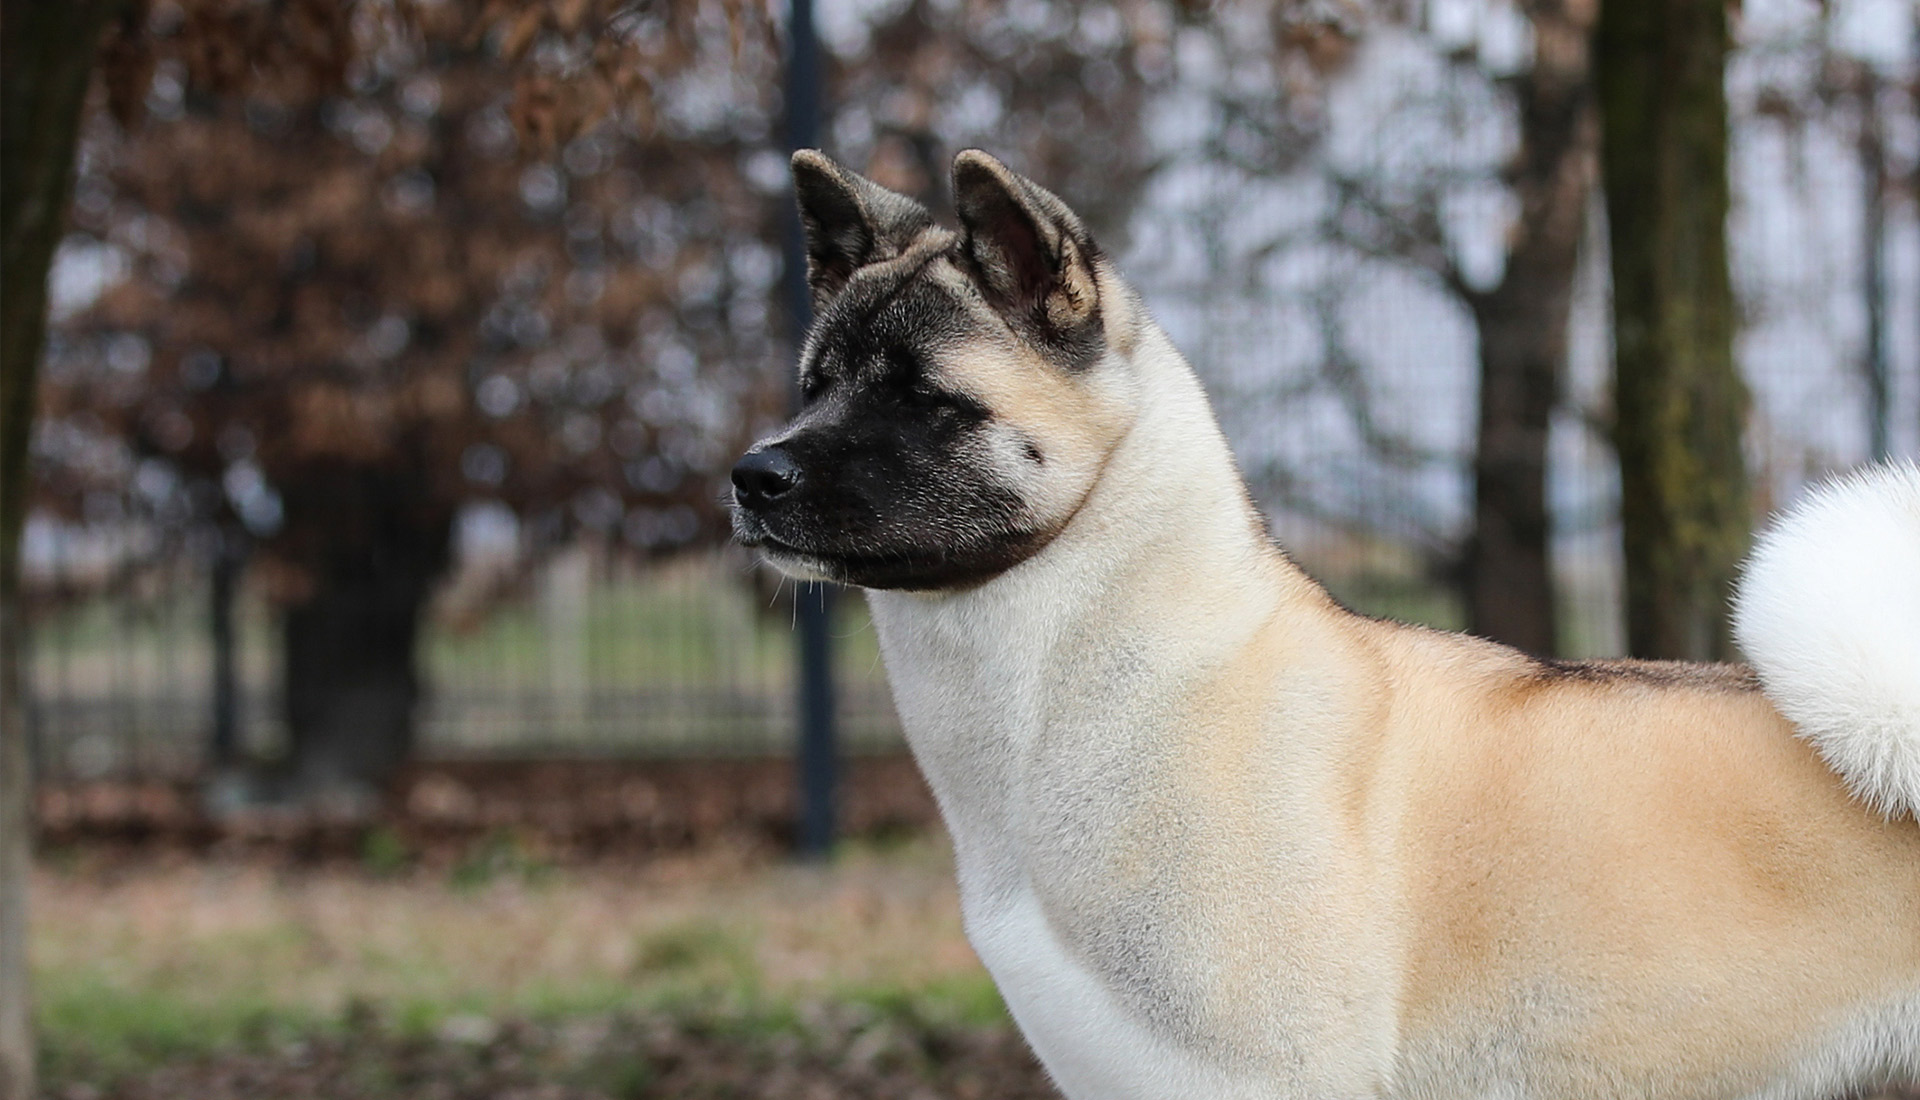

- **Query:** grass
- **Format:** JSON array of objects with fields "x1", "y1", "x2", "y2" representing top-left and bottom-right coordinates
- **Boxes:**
[
  {"x1": 32, "y1": 834, "x2": 1007, "y2": 1089},
  {"x1": 424, "y1": 565, "x2": 813, "y2": 690},
  {"x1": 37, "y1": 976, "x2": 324, "y2": 1085}
]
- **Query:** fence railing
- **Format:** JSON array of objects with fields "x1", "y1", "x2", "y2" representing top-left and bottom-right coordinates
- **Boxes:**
[{"x1": 23, "y1": 547, "x2": 904, "y2": 782}]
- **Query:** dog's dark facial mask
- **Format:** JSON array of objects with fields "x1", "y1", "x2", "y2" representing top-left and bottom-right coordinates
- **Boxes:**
[{"x1": 732, "y1": 150, "x2": 1127, "y2": 591}]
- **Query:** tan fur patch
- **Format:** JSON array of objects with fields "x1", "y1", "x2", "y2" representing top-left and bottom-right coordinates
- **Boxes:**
[
  {"x1": 932, "y1": 321, "x2": 1132, "y2": 530},
  {"x1": 1365, "y1": 621, "x2": 1920, "y2": 1082}
]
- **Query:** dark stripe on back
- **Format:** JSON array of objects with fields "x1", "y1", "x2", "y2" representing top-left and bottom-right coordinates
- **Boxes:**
[{"x1": 1529, "y1": 656, "x2": 1762, "y2": 693}]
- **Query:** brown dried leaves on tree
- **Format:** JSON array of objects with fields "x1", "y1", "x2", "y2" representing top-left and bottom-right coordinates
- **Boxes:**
[{"x1": 44, "y1": 0, "x2": 785, "y2": 598}]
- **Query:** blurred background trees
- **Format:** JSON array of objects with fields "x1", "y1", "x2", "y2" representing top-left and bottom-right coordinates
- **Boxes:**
[
  {"x1": 9, "y1": 0, "x2": 1915, "y2": 783},
  {"x1": 41, "y1": 0, "x2": 787, "y2": 797},
  {"x1": 9, "y1": 0, "x2": 1915, "y2": 798},
  {"x1": 28, "y1": 0, "x2": 1182, "y2": 806}
]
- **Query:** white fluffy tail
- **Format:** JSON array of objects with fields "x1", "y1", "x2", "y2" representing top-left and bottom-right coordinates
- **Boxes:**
[{"x1": 1733, "y1": 460, "x2": 1920, "y2": 817}]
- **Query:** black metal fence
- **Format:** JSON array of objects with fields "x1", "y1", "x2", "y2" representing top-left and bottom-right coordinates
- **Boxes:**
[{"x1": 23, "y1": 544, "x2": 906, "y2": 781}]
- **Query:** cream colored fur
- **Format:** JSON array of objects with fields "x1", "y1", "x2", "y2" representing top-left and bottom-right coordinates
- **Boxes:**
[{"x1": 852, "y1": 266, "x2": 1920, "y2": 1098}]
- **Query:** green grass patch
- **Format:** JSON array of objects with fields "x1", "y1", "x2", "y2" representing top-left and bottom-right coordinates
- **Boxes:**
[
  {"x1": 840, "y1": 971, "x2": 1010, "y2": 1030},
  {"x1": 37, "y1": 969, "x2": 1012, "y2": 1090},
  {"x1": 37, "y1": 974, "x2": 325, "y2": 1085},
  {"x1": 632, "y1": 921, "x2": 757, "y2": 983},
  {"x1": 422, "y1": 565, "x2": 886, "y2": 690},
  {"x1": 34, "y1": 834, "x2": 1000, "y2": 1090},
  {"x1": 446, "y1": 829, "x2": 556, "y2": 891}
]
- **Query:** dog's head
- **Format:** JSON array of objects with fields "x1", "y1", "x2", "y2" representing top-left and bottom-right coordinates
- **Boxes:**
[{"x1": 731, "y1": 150, "x2": 1137, "y2": 590}]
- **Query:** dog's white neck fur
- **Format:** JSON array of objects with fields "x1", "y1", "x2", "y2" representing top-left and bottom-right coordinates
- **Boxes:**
[
  {"x1": 863, "y1": 317, "x2": 1363, "y2": 1098},
  {"x1": 868, "y1": 318, "x2": 1291, "y2": 867}
]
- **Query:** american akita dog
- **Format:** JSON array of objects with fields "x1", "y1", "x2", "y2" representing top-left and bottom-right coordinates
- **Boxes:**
[{"x1": 730, "y1": 149, "x2": 1920, "y2": 1100}]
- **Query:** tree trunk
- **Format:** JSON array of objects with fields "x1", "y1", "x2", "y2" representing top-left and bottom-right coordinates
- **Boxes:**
[
  {"x1": 277, "y1": 465, "x2": 451, "y2": 802},
  {"x1": 1, "y1": 5, "x2": 127, "y2": 1096},
  {"x1": 1595, "y1": 0, "x2": 1750, "y2": 661},
  {"x1": 1465, "y1": 0, "x2": 1597, "y2": 656}
]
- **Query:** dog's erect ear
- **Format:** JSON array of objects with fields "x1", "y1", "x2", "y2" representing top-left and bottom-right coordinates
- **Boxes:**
[
  {"x1": 792, "y1": 150, "x2": 934, "y2": 308},
  {"x1": 951, "y1": 150, "x2": 1101, "y2": 342}
]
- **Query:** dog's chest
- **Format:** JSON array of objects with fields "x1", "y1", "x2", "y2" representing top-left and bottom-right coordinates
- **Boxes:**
[
  {"x1": 887, "y1": 677, "x2": 1265, "y2": 1093},
  {"x1": 870, "y1": 593, "x2": 1381, "y2": 1097},
  {"x1": 961, "y1": 875, "x2": 1277, "y2": 1100}
]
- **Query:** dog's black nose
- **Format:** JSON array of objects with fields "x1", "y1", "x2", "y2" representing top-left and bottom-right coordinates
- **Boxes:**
[{"x1": 732, "y1": 447, "x2": 801, "y2": 508}]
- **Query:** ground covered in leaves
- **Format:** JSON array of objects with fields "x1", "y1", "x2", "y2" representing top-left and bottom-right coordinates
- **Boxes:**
[
  {"x1": 32, "y1": 828, "x2": 1058, "y2": 1099},
  {"x1": 49, "y1": 1004, "x2": 1057, "y2": 1100}
]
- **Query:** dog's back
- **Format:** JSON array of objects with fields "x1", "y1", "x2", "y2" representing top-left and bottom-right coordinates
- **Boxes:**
[{"x1": 1360, "y1": 622, "x2": 1920, "y2": 1096}]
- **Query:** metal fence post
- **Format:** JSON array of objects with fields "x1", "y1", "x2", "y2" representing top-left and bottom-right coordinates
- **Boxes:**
[
  {"x1": 785, "y1": 0, "x2": 838, "y2": 859},
  {"x1": 208, "y1": 526, "x2": 244, "y2": 769}
]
